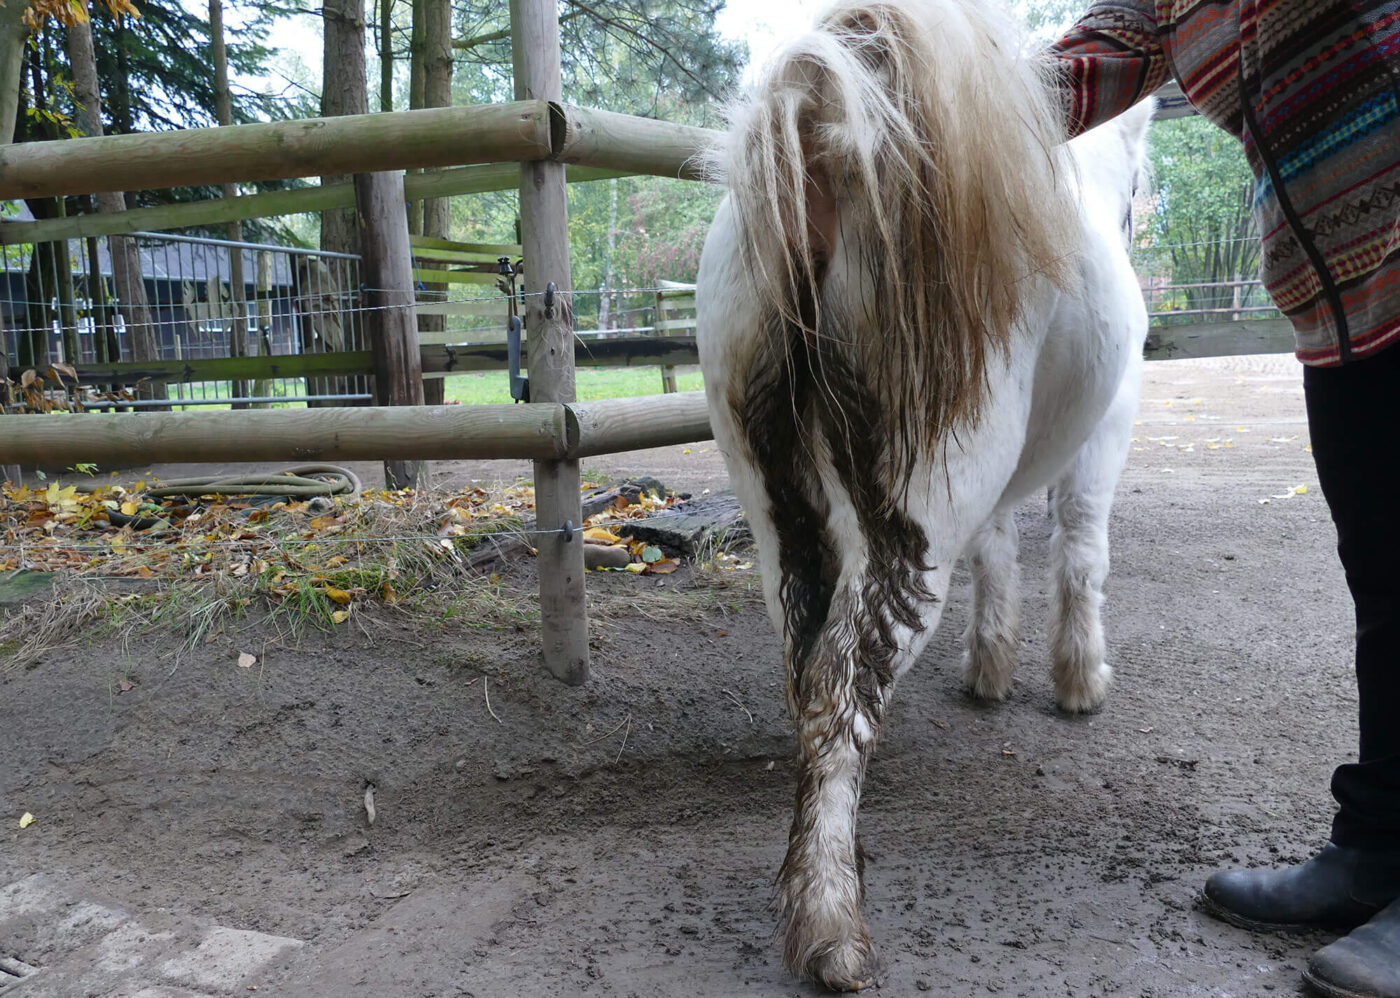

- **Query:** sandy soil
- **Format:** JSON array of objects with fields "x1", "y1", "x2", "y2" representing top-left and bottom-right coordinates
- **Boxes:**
[{"x1": 0, "y1": 354, "x2": 1362, "y2": 996}]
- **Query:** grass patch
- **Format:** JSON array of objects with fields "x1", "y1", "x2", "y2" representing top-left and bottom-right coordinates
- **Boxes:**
[{"x1": 444, "y1": 365, "x2": 704, "y2": 405}]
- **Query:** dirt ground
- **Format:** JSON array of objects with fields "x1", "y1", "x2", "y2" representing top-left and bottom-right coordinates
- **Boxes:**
[{"x1": 0, "y1": 354, "x2": 1364, "y2": 997}]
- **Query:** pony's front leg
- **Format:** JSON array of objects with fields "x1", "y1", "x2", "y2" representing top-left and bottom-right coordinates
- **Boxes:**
[
  {"x1": 778, "y1": 588, "x2": 900, "y2": 991},
  {"x1": 962, "y1": 508, "x2": 1021, "y2": 701}
]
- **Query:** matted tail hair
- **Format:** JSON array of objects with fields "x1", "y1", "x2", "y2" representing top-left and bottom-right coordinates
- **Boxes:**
[{"x1": 715, "y1": 0, "x2": 1077, "y2": 484}]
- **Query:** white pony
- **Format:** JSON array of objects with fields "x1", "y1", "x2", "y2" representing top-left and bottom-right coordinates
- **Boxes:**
[{"x1": 695, "y1": 0, "x2": 1153, "y2": 989}]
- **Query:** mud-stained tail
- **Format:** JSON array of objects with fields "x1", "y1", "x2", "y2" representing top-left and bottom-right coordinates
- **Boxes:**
[{"x1": 711, "y1": 0, "x2": 1078, "y2": 478}]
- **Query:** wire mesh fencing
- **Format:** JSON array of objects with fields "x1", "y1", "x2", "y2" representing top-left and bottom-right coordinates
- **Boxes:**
[{"x1": 1, "y1": 230, "x2": 371, "y2": 409}]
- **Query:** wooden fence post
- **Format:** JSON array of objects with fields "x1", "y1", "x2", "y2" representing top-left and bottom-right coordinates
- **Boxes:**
[
  {"x1": 354, "y1": 170, "x2": 425, "y2": 489},
  {"x1": 512, "y1": 0, "x2": 589, "y2": 686}
]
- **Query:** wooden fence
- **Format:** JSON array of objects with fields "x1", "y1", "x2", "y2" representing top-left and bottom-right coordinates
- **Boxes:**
[{"x1": 0, "y1": 55, "x2": 1288, "y2": 685}]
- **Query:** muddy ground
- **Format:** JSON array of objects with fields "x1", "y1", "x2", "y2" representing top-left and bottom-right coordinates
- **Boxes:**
[{"x1": 0, "y1": 354, "x2": 1363, "y2": 996}]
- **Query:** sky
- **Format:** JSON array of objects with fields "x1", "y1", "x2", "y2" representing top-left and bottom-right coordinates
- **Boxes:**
[{"x1": 252, "y1": 0, "x2": 1078, "y2": 104}]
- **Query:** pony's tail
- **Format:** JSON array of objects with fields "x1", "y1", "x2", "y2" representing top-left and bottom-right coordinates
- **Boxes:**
[{"x1": 714, "y1": 0, "x2": 1077, "y2": 473}]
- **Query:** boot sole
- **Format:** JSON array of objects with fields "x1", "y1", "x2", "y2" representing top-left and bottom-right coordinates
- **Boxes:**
[
  {"x1": 1196, "y1": 892, "x2": 1359, "y2": 935},
  {"x1": 1303, "y1": 966, "x2": 1382, "y2": 998}
]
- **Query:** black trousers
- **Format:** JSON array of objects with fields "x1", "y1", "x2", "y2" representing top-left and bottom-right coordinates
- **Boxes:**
[{"x1": 1305, "y1": 343, "x2": 1400, "y2": 850}]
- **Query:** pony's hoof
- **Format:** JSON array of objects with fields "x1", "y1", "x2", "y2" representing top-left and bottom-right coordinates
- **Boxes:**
[
  {"x1": 791, "y1": 934, "x2": 881, "y2": 993},
  {"x1": 961, "y1": 648, "x2": 1015, "y2": 702},
  {"x1": 1054, "y1": 661, "x2": 1112, "y2": 713}
]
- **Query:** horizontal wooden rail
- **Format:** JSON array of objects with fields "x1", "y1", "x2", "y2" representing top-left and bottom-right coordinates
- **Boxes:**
[
  {"x1": 0, "y1": 392, "x2": 716, "y2": 466},
  {"x1": 0, "y1": 403, "x2": 573, "y2": 465},
  {"x1": 569, "y1": 392, "x2": 710, "y2": 457},
  {"x1": 51, "y1": 336, "x2": 702, "y2": 386},
  {"x1": 0, "y1": 101, "x2": 554, "y2": 200},
  {"x1": 557, "y1": 105, "x2": 716, "y2": 181},
  {"x1": 0, "y1": 164, "x2": 625, "y2": 246}
]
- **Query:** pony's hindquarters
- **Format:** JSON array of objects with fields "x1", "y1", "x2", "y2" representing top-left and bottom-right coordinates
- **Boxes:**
[{"x1": 697, "y1": 0, "x2": 1078, "y2": 989}]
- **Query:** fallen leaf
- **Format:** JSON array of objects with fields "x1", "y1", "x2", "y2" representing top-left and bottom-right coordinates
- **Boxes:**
[
  {"x1": 325, "y1": 586, "x2": 352, "y2": 605},
  {"x1": 19, "y1": 812, "x2": 34, "y2": 829},
  {"x1": 647, "y1": 558, "x2": 680, "y2": 575},
  {"x1": 238, "y1": 652, "x2": 256, "y2": 669},
  {"x1": 583, "y1": 527, "x2": 623, "y2": 544},
  {"x1": 331, "y1": 609, "x2": 350, "y2": 624},
  {"x1": 117, "y1": 678, "x2": 135, "y2": 692},
  {"x1": 623, "y1": 562, "x2": 647, "y2": 574},
  {"x1": 641, "y1": 544, "x2": 663, "y2": 564}
]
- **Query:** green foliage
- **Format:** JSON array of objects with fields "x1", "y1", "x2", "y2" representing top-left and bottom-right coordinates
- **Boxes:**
[
  {"x1": 452, "y1": 0, "x2": 744, "y2": 123},
  {"x1": 1141, "y1": 116, "x2": 1261, "y2": 316}
]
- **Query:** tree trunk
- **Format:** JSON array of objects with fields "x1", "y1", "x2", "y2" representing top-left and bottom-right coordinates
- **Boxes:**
[
  {"x1": 318, "y1": 0, "x2": 368, "y2": 406},
  {"x1": 416, "y1": 0, "x2": 452, "y2": 406},
  {"x1": 210, "y1": 0, "x2": 249, "y2": 406},
  {"x1": 0, "y1": 0, "x2": 28, "y2": 145},
  {"x1": 321, "y1": 0, "x2": 368, "y2": 254},
  {"x1": 0, "y1": 0, "x2": 27, "y2": 482},
  {"x1": 379, "y1": 0, "x2": 394, "y2": 113},
  {"x1": 67, "y1": 18, "x2": 165, "y2": 406}
]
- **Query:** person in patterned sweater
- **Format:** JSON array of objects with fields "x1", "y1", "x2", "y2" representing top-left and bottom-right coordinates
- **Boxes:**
[{"x1": 1051, "y1": 4, "x2": 1400, "y2": 996}]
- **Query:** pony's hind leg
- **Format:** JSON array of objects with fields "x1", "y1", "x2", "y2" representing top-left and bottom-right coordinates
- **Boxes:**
[
  {"x1": 962, "y1": 508, "x2": 1021, "y2": 701},
  {"x1": 1048, "y1": 389, "x2": 1136, "y2": 712},
  {"x1": 779, "y1": 557, "x2": 948, "y2": 991},
  {"x1": 779, "y1": 586, "x2": 888, "y2": 991}
]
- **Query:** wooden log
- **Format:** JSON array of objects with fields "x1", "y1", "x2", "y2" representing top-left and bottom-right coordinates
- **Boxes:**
[
  {"x1": 513, "y1": 0, "x2": 589, "y2": 686},
  {"x1": 0, "y1": 164, "x2": 627, "y2": 246},
  {"x1": 566, "y1": 391, "x2": 712, "y2": 457},
  {"x1": 557, "y1": 105, "x2": 719, "y2": 181},
  {"x1": 1143, "y1": 318, "x2": 1294, "y2": 360},
  {"x1": 0, "y1": 101, "x2": 554, "y2": 200},
  {"x1": 355, "y1": 170, "x2": 425, "y2": 489},
  {"x1": 0, "y1": 404, "x2": 571, "y2": 466}
]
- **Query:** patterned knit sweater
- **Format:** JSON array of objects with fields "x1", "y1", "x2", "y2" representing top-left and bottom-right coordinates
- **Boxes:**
[{"x1": 1053, "y1": 1, "x2": 1400, "y2": 366}]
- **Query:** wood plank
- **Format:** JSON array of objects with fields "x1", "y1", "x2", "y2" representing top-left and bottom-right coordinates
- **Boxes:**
[
  {"x1": 0, "y1": 165, "x2": 621, "y2": 245},
  {"x1": 1144, "y1": 318, "x2": 1294, "y2": 360},
  {"x1": 410, "y1": 267, "x2": 502, "y2": 285},
  {"x1": 409, "y1": 235, "x2": 522, "y2": 255}
]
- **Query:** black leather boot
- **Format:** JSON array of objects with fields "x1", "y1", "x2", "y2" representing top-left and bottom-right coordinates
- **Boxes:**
[
  {"x1": 1304, "y1": 897, "x2": 1400, "y2": 997},
  {"x1": 1201, "y1": 843, "x2": 1400, "y2": 932}
]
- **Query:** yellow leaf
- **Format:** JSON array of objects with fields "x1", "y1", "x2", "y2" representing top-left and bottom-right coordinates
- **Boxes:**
[
  {"x1": 583, "y1": 527, "x2": 623, "y2": 544},
  {"x1": 19, "y1": 812, "x2": 34, "y2": 829},
  {"x1": 237, "y1": 651, "x2": 256, "y2": 669},
  {"x1": 308, "y1": 515, "x2": 339, "y2": 530},
  {"x1": 120, "y1": 500, "x2": 140, "y2": 516},
  {"x1": 331, "y1": 609, "x2": 350, "y2": 624},
  {"x1": 1294, "y1": 485, "x2": 1308, "y2": 495},
  {"x1": 623, "y1": 561, "x2": 647, "y2": 573},
  {"x1": 324, "y1": 586, "x2": 352, "y2": 605}
]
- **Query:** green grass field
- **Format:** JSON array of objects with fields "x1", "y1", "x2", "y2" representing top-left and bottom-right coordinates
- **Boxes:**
[{"x1": 443, "y1": 365, "x2": 705, "y2": 405}]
